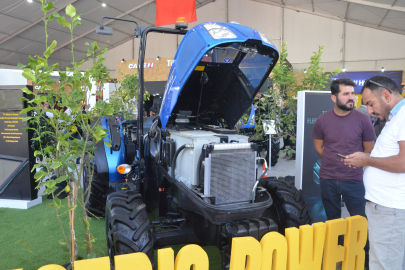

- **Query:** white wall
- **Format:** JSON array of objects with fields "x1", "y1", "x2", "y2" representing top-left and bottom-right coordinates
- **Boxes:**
[{"x1": 82, "y1": 0, "x2": 405, "y2": 76}]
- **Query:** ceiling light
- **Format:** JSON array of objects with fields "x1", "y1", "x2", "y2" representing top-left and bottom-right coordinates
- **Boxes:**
[
  {"x1": 102, "y1": 3, "x2": 107, "y2": 7},
  {"x1": 381, "y1": 67, "x2": 385, "y2": 72},
  {"x1": 27, "y1": 0, "x2": 33, "y2": 2},
  {"x1": 342, "y1": 67, "x2": 346, "y2": 72}
]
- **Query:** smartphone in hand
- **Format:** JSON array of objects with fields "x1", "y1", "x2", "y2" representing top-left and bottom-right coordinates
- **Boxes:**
[{"x1": 337, "y1": 153, "x2": 346, "y2": 159}]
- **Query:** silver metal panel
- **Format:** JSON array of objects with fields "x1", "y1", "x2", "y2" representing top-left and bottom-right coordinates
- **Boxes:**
[
  {"x1": 210, "y1": 151, "x2": 256, "y2": 205},
  {"x1": 296, "y1": 91, "x2": 306, "y2": 190},
  {"x1": 169, "y1": 130, "x2": 249, "y2": 187},
  {"x1": 203, "y1": 156, "x2": 211, "y2": 196}
]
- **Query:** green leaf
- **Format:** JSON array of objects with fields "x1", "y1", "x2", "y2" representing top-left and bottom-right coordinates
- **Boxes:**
[
  {"x1": 84, "y1": 42, "x2": 90, "y2": 46},
  {"x1": 65, "y1": 4, "x2": 76, "y2": 18},
  {"x1": 34, "y1": 150, "x2": 41, "y2": 157},
  {"x1": 66, "y1": 205, "x2": 77, "y2": 212},
  {"x1": 67, "y1": 162, "x2": 76, "y2": 170},
  {"x1": 51, "y1": 162, "x2": 62, "y2": 169},
  {"x1": 17, "y1": 63, "x2": 26, "y2": 69},
  {"x1": 57, "y1": 16, "x2": 71, "y2": 29},
  {"x1": 41, "y1": 2, "x2": 54, "y2": 13},
  {"x1": 19, "y1": 107, "x2": 34, "y2": 114},
  {"x1": 21, "y1": 87, "x2": 33, "y2": 94},
  {"x1": 91, "y1": 42, "x2": 100, "y2": 51},
  {"x1": 31, "y1": 164, "x2": 42, "y2": 173},
  {"x1": 55, "y1": 176, "x2": 68, "y2": 184},
  {"x1": 44, "y1": 40, "x2": 57, "y2": 59},
  {"x1": 73, "y1": 21, "x2": 83, "y2": 27},
  {"x1": 104, "y1": 141, "x2": 112, "y2": 147},
  {"x1": 22, "y1": 70, "x2": 36, "y2": 83},
  {"x1": 58, "y1": 241, "x2": 67, "y2": 246},
  {"x1": 73, "y1": 14, "x2": 81, "y2": 21},
  {"x1": 84, "y1": 219, "x2": 90, "y2": 229},
  {"x1": 48, "y1": 15, "x2": 55, "y2": 22},
  {"x1": 45, "y1": 181, "x2": 56, "y2": 188},
  {"x1": 53, "y1": 12, "x2": 60, "y2": 18},
  {"x1": 34, "y1": 170, "x2": 46, "y2": 180}
]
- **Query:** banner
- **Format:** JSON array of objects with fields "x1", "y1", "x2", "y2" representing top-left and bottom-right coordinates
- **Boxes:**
[
  {"x1": 155, "y1": 0, "x2": 197, "y2": 26},
  {"x1": 329, "y1": 71, "x2": 403, "y2": 94},
  {"x1": 20, "y1": 216, "x2": 368, "y2": 270}
]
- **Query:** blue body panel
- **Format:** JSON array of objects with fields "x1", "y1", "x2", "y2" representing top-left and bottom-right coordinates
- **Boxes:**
[
  {"x1": 160, "y1": 22, "x2": 278, "y2": 130},
  {"x1": 101, "y1": 117, "x2": 126, "y2": 182},
  {"x1": 239, "y1": 104, "x2": 256, "y2": 129}
]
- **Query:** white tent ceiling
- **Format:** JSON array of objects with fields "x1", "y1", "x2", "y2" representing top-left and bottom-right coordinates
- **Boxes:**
[{"x1": 0, "y1": 0, "x2": 404, "y2": 70}]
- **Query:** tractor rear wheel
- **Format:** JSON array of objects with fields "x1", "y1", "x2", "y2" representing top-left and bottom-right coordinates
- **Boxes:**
[
  {"x1": 105, "y1": 191, "x2": 154, "y2": 268},
  {"x1": 262, "y1": 178, "x2": 311, "y2": 234}
]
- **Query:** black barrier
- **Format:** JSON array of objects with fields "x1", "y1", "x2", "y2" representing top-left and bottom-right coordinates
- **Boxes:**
[
  {"x1": 0, "y1": 155, "x2": 29, "y2": 196},
  {"x1": 296, "y1": 91, "x2": 334, "y2": 223},
  {"x1": 0, "y1": 85, "x2": 36, "y2": 200}
]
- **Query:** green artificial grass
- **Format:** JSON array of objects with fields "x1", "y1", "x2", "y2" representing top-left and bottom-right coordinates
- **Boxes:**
[
  {"x1": 0, "y1": 196, "x2": 222, "y2": 270},
  {"x1": 0, "y1": 196, "x2": 107, "y2": 270}
]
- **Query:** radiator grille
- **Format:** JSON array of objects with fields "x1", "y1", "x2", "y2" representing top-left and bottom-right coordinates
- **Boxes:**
[{"x1": 210, "y1": 152, "x2": 256, "y2": 205}]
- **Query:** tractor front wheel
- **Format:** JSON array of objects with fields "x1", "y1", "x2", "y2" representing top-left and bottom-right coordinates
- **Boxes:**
[
  {"x1": 105, "y1": 191, "x2": 154, "y2": 268},
  {"x1": 262, "y1": 178, "x2": 311, "y2": 234}
]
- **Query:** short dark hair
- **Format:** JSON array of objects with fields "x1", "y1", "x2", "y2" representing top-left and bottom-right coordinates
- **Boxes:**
[
  {"x1": 361, "y1": 75, "x2": 401, "y2": 95},
  {"x1": 330, "y1": 78, "x2": 356, "y2": 95}
]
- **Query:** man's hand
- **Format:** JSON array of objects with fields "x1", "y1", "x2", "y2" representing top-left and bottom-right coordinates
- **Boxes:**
[{"x1": 343, "y1": 152, "x2": 369, "y2": 169}]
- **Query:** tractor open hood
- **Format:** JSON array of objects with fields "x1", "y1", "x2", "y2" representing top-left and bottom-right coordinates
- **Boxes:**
[{"x1": 160, "y1": 22, "x2": 279, "y2": 130}]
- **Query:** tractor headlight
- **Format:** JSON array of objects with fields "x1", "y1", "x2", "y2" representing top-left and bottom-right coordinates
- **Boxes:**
[
  {"x1": 117, "y1": 164, "x2": 131, "y2": 174},
  {"x1": 258, "y1": 31, "x2": 271, "y2": 44},
  {"x1": 203, "y1": 23, "x2": 237, "y2": 39}
]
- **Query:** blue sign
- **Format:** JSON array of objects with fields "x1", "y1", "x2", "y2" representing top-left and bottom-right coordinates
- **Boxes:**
[{"x1": 330, "y1": 71, "x2": 403, "y2": 94}]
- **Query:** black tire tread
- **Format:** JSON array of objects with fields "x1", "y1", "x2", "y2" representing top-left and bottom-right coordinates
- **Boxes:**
[
  {"x1": 271, "y1": 138, "x2": 280, "y2": 166},
  {"x1": 105, "y1": 191, "x2": 154, "y2": 267},
  {"x1": 262, "y1": 178, "x2": 311, "y2": 234},
  {"x1": 84, "y1": 162, "x2": 109, "y2": 218}
]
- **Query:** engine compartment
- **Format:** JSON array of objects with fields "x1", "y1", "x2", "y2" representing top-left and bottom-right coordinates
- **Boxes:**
[{"x1": 164, "y1": 128, "x2": 266, "y2": 206}]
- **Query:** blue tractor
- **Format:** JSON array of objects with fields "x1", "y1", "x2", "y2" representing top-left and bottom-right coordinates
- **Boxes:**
[{"x1": 86, "y1": 18, "x2": 311, "y2": 269}]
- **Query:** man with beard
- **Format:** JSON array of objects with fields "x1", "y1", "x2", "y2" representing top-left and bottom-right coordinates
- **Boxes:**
[
  {"x1": 343, "y1": 76, "x2": 405, "y2": 270},
  {"x1": 312, "y1": 78, "x2": 375, "y2": 269}
]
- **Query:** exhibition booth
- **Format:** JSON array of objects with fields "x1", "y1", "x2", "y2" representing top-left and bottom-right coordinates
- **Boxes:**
[{"x1": 2, "y1": 0, "x2": 405, "y2": 269}]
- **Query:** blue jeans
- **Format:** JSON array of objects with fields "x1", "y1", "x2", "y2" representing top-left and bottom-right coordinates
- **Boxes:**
[{"x1": 320, "y1": 179, "x2": 369, "y2": 267}]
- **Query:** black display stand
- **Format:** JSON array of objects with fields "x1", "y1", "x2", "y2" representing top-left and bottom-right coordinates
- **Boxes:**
[
  {"x1": 0, "y1": 85, "x2": 39, "y2": 208},
  {"x1": 296, "y1": 91, "x2": 335, "y2": 223}
]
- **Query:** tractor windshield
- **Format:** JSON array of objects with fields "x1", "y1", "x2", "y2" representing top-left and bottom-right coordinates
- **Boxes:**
[
  {"x1": 200, "y1": 43, "x2": 274, "y2": 90},
  {"x1": 239, "y1": 52, "x2": 273, "y2": 90}
]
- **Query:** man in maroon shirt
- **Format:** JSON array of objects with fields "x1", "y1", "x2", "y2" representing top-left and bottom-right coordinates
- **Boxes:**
[{"x1": 311, "y1": 78, "x2": 376, "y2": 268}]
